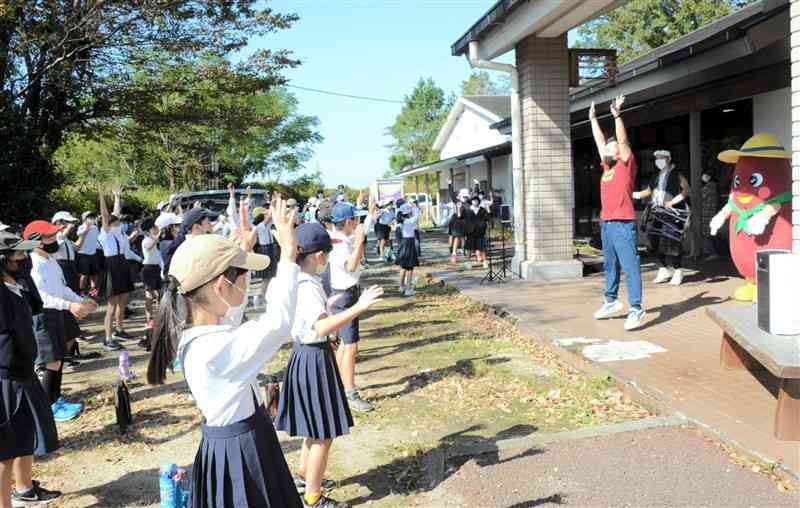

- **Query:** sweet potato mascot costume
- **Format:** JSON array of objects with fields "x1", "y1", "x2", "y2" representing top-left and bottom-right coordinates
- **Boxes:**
[{"x1": 710, "y1": 133, "x2": 793, "y2": 302}]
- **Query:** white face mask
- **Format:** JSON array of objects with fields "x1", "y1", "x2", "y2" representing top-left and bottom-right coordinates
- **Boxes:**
[
  {"x1": 655, "y1": 159, "x2": 669, "y2": 171},
  {"x1": 220, "y1": 273, "x2": 249, "y2": 326}
]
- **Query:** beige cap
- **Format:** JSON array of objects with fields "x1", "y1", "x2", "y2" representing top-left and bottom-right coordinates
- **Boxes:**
[{"x1": 169, "y1": 234, "x2": 270, "y2": 294}]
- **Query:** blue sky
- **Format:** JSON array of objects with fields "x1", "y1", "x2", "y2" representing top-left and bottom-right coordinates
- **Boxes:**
[{"x1": 242, "y1": 1, "x2": 519, "y2": 188}]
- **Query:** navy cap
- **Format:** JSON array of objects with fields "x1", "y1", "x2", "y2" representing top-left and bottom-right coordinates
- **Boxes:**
[
  {"x1": 296, "y1": 223, "x2": 332, "y2": 254},
  {"x1": 330, "y1": 203, "x2": 367, "y2": 224},
  {"x1": 181, "y1": 208, "x2": 219, "y2": 232}
]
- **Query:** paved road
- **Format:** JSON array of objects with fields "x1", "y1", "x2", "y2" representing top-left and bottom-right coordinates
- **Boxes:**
[{"x1": 421, "y1": 426, "x2": 798, "y2": 507}]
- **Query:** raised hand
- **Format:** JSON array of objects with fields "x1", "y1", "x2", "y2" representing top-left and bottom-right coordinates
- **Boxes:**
[
  {"x1": 356, "y1": 285, "x2": 384, "y2": 311},
  {"x1": 368, "y1": 195, "x2": 377, "y2": 216},
  {"x1": 238, "y1": 197, "x2": 257, "y2": 252},
  {"x1": 228, "y1": 182, "x2": 235, "y2": 197},
  {"x1": 610, "y1": 95, "x2": 625, "y2": 117},
  {"x1": 271, "y1": 195, "x2": 298, "y2": 263},
  {"x1": 354, "y1": 223, "x2": 366, "y2": 244},
  {"x1": 589, "y1": 101, "x2": 597, "y2": 120},
  {"x1": 111, "y1": 183, "x2": 123, "y2": 196}
]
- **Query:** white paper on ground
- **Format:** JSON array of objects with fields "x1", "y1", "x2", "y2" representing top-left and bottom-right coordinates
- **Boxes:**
[
  {"x1": 554, "y1": 337, "x2": 602, "y2": 347},
  {"x1": 581, "y1": 340, "x2": 667, "y2": 363}
]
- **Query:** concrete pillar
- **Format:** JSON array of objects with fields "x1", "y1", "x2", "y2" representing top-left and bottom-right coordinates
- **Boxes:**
[
  {"x1": 690, "y1": 111, "x2": 703, "y2": 258},
  {"x1": 515, "y1": 34, "x2": 582, "y2": 281},
  {"x1": 794, "y1": 0, "x2": 800, "y2": 253}
]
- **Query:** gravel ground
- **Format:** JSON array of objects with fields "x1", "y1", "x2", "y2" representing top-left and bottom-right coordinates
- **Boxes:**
[{"x1": 418, "y1": 426, "x2": 799, "y2": 507}]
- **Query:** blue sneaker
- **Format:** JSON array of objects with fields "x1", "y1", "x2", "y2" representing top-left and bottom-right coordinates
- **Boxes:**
[{"x1": 51, "y1": 398, "x2": 83, "y2": 422}]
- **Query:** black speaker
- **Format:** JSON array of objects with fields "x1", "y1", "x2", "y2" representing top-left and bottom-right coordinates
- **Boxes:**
[{"x1": 499, "y1": 204, "x2": 512, "y2": 224}]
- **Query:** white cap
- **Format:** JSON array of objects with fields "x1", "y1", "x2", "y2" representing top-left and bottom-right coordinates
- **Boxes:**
[
  {"x1": 654, "y1": 150, "x2": 671, "y2": 158},
  {"x1": 52, "y1": 211, "x2": 78, "y2": 223},
  {"x1": 156, "y1": 200, "x2": 169, "y2": 211},
  {"x1": 0, "y1": 221, "x2": 8, "y2": 231},
  {"x1": 308, "y1": 197, "x2": 318, "y2": 206},
  {"x1": 155, "y1": 212, "x2": 182, "y2": 230}
]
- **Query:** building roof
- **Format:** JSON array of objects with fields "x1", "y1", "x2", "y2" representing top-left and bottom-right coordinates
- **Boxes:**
[
  {"x1": 485, "y1": 0, "x2": 787, "y2": 126},
  {"x1": 466, "y1": 95, "x2": 511, "y2": 120},
  {"x1": 432, "y1": 96, "x2": 511, "y2": 152},
  {"x1": 398, "y1": 141, "x2": 512, "y2": 178}
]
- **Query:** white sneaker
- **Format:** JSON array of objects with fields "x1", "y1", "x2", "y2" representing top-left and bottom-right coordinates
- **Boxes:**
[
  {"x1": 593, "y1": 300, "x2": 624, "y2": 320},
  {"x1": 653, "y1": 267, "x2": 673, "y2": 284},
  {"x1": 624, "y1": 308, "x2": 646, "y2": 331},
  {"x1": 669, "y1": 268, "x2": 684, "y2": 285},
  {"x1": 404, "y1": 288, "x2": 416, "y2": 297}
]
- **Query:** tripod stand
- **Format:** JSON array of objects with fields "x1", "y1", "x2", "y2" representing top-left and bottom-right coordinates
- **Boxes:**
[{"x1": 481, "y1": 219, "x2": 510, "y2": 284}]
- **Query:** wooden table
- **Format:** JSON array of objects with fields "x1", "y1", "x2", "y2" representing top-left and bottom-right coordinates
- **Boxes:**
[{"x1": 707, "y1": 306, "x2": 800, "y2": 441}]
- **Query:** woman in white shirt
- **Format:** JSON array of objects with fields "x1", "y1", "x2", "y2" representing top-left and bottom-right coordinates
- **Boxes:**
[
  {"x1": 274, "y1": 224, "x2": 383, "y2": 508},
  {"x1": 147, "y1": 197, "x2": 304, "y2": 508}
]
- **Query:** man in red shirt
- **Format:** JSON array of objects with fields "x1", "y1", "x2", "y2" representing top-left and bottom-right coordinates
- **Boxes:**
[{"x1": 590, "y1": 95, "x2": 645, "y2": 331}]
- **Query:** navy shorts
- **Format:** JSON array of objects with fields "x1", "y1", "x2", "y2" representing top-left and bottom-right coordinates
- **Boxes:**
[
  {"x1": 76, "y1": 253, "x2": 100, "y2": 276},
  {"x1": 331, "y1": 285, "x2": 360, "y2": 344}
]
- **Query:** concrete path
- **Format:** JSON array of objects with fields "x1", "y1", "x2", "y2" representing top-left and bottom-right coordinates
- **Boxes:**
[{"x1": 418, "y1": 426, "x2": 799, "y2": 507}]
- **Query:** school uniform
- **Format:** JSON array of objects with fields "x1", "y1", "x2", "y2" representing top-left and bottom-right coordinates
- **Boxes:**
[
  {"x1": 54, "y1": 233, "x2": 82, "y2": 342},
  {"x1": 75, "y1": 224, "x2": 100, "y2": 276},
  {"x1": 29, "y1": 252, "x2": 84, "y2": 364},
  {"x1": 465, "y1": 206, "x2": 489, "y2": 252},
  {"x1": 329, "y1": 224, "x2": 371, "y2": 345},
  {"x1": 177, "y1": 262, "x2": 302, "y2": 508},
  {"x1": 99, "y1": 229, "x2": 135, "y2": 300},
  {"x1": 448, "y1": 203, "x2": 467, "y2": 238},
  {"x1": 395, "y1": 208, "x2": 420, "y2": 270},
  {"x1": 0, "y1": 279, "x2": 59, "y2": 461},
  {"x1": 275, "y1": 273, "x2": 353, "y2": 440},
  {"x1": 374, "y1": 209, "x2": 394, "y2": 241},
  {"x1": 140, "y1": 235, "x2": 163, "y2": 291},
  {"x1": 253, "y1": 222, "x2": 279, "y2": 280}
]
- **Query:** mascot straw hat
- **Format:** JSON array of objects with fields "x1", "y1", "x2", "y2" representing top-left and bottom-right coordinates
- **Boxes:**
[{"x1": 718, "y1": 132, "x2": 791, "y2": 164}]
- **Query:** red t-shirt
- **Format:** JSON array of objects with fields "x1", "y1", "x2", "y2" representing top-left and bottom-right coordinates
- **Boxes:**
[{"x1": 600, "y1": 154, "x2": 637, "y2": 221}]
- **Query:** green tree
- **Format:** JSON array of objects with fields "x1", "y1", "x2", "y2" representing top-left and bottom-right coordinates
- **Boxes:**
[
  {"x1": 460, "y1": 70, "x2": 510, "y2": 96},
  {"x1": 0, "y1": 1, "x2": 298, "y2": 223},
  {"x1": 386, "y1": 78, "x2": 451, "y2": 174},
  {"x1": 578, "y1": 0, "x2": 757, "y2": 64}
]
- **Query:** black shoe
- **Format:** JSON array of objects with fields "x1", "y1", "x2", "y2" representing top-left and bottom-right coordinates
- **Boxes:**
[
  {"x1": 12, "y1": 480, "x2": 62, "y2": 506},
  {"x1": 74, "y1": 351, "x2": 102, "y2": 360},
  {"x1": 113, "y1": 329, "x2": 134, "y2": 341},
  {"x1": 305, "y1": 495, "x2": 349, "y2": 508},
  {"x1": 62, "y1": 357, "x2": 81, "y2": 372},
  {"x1": 138, "y1": 337, "x2": 151, "y2": 351},
  {"x1": 104, "y1": 339, "x2": 124, "y2": 351}
]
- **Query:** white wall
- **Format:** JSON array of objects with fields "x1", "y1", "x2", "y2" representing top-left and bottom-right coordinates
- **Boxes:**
[
  {"x1": 440, "y1": 107, "x2": 509, "y2": 159},
  {"x1": 753, "y1": 88, "x2": 791, "y2": 149}
]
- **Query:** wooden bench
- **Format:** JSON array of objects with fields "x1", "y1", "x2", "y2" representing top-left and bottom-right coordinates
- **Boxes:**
[{"x1": 706, "y1": 306, "x2": 800, "y2": 441}]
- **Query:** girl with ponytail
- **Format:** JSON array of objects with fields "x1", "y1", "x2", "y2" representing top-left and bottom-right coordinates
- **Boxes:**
[{"x1": 147, "y1": 197, "x2": 303, "y2": 508}]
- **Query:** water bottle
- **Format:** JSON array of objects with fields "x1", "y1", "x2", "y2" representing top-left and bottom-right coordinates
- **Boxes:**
[
  {"x1": 118, "y1": 350, "x2": 130, "y2": 381},
  {"x1": 159, "y1": 464, "x2": 188, "y2": 508}
]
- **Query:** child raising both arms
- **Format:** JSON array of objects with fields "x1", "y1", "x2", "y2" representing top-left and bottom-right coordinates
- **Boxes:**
[{"x1": 275, "y1": 223, "x2": 383, "y2": 508}]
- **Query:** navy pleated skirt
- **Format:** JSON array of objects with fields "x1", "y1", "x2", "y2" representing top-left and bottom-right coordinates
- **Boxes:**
[
  {"x1": 275, "y1": 342, "x2": 353, "y2": 440},
  {"x1": 253, "y1": 243, "x2": 278, "y2": 280},
  {"x1": 395, "y1": 237, "x2": 419, "y2": 270},
  {"x1": 33, "y1": 309, "x2": 66, "y2": 364},
  {"x1": 104, "y1": 254, "x2": 134, "y2": 300},
  {"x1": 0, "y1": 376, "x2": 59, "y2": 461},
  {"x1": 190, "y1": 404, "x2": 302, "y2": 508}
]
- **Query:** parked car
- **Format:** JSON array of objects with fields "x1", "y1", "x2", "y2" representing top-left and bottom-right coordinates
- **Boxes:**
[{"x1": 170, "y1": 189, "x2": 270, "y2": 213}]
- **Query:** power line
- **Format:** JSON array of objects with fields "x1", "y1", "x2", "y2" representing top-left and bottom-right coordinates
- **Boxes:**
[{"x1": 286, "y1": 84, "x2": 404, "y2": 104}]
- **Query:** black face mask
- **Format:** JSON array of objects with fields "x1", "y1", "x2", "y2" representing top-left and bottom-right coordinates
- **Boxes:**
[
  {"x1": 603, "y1": 156, "x2": 615, "y2": 166},
  {"x1": 5, "y1": 257, "x2": 31, "y2": 279},
  {"x1": 42, "y1": 242, "x2": 59, "y2": 254}
]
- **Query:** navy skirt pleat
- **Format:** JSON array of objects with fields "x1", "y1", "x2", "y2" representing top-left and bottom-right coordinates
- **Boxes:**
[
  {"x1": 189, "y1": 405, "x2": 302, "y2": 508},
  {"x1": 0, "y1": 377, "x2": 59, "y2": 461},
  {"x1": 275, "y1": 342, "x2": 353, "y2": 440},
  {"x1": 33, "y1": 309, "x2": 66, "y2": 364},
  {"x1": 395, "y1": 237, "x2": 419, "y2": 269}
]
